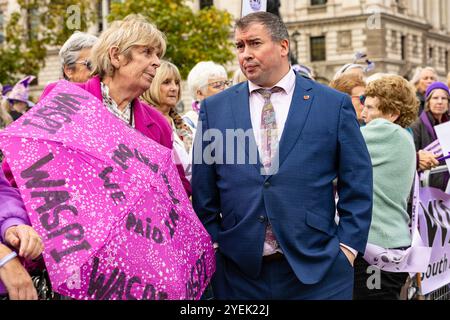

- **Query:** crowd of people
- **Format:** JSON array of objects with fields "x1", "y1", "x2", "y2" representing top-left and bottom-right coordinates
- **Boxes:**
[{"x1": 0, "y1": 11, "x2": 449, "y2": 300}]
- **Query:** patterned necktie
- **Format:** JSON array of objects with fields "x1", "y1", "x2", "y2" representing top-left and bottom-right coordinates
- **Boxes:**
[
  {"x1": 256, "y1": 87, "x2": 284, "y2": 256},
  {"x1": 257, "y1": 87, "x2": 283, "y2": 171}
]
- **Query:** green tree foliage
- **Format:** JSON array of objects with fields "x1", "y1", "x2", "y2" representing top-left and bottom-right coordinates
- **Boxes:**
[
  {"x1": 0, "y1": 0, "x2": 94, "y2": 84},
  {"x1": 109, "y1": 0, "x2": 234, "y2": 78}
]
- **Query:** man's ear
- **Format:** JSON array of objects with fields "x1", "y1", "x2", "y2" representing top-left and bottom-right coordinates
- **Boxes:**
[
  {"x1": 109, "y1": 46, "x2": 121, "y2": 69},
  {"x1": 280, "y1": 39, "x2": 290, "y2": 58}
]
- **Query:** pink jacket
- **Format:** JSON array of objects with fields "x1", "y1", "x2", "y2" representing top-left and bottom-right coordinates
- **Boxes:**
[{"x1": 1, "y1": 76, "x2": 192, "y2": 196}]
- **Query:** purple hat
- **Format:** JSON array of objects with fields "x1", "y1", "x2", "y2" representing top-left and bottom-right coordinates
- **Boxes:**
[
  {"x1": 7, "y1": 75, "x2": 36, "y2": 107},
  {"x1": 425, "y1": 81, "x2": 450, "y2": 99},
  {"x1": 2, "y1": 84, "x2": 13, "y2": 96}
]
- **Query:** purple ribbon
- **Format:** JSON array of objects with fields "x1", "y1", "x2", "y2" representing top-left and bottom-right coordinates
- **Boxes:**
[{"x1": 420, "y1": 111, "x2": 438, "y2": 141}]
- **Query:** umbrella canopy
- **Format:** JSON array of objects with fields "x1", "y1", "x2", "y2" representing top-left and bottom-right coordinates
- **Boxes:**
[{"x1": 0, "y1": 80, "x2": 215, "y2": 300}]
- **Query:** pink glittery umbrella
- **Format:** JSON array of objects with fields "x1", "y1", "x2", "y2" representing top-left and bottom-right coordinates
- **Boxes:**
[{"x1": 0, "y1": 80, "x2": 214, "y2": 300}]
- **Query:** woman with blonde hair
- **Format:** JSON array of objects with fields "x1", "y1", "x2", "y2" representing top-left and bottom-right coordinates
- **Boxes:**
[
  {"x1": 142, "y1": 61, "x2": 193, "y2": 181},
  {"x1": 40, "y1": 14, "x2": 190, "y2": 195}
]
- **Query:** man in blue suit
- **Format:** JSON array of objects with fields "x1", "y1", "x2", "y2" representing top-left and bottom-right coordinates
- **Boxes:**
[{"x1": 192, "y1": 12, "x2": 373, "y2": 300}]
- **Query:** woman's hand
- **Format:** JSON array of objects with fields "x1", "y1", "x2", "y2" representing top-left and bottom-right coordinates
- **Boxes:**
[
  {"x1": 0, "y1": 245, "x2": 38, "y2": 300},
  {"x1": 4, "y1": 225, "x2": 44, "y2": 260},
  {"x1": 418, "y1": 150, "x2": 440, "y2": 171}
]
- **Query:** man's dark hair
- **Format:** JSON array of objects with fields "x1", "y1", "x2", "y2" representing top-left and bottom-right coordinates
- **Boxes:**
[{"x1": 235, "y1": 12, "x2": 289, "y2": 42}]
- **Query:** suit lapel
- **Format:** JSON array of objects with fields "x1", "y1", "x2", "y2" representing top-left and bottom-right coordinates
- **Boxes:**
[
  {"x1": 275, "y1": 75, "x2": 314, "y2": 173},
  {"x1": 230, "y1": 83, "x2": 263, "y2": 172}
]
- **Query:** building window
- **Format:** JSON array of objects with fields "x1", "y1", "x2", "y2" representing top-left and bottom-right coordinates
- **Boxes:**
[
  {"x1": 200, "y1": 0, "x2": 214, "y2": 9},
  {"x1": 337, "y1": 31, "x2": 352, "y2": 51},
  {"x1": 401, "y1": 35, "x2": 406, "y2": 60},
  {"x1": 310, "y1": 36, "x2": 326, "y2": 62},
  {"x1": 311, "y1": 0, "x2": 327, "y2": 5},
  {"x1": 412, "y1": 35, "x2": 419, "y2": 55},
  {"x1": 446, "y1": 50, "x2": 449, "y2": 73}
]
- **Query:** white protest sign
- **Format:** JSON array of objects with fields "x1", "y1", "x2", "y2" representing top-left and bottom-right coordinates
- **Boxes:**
[
  {"x1": 241, "y1": 0, "x2": 267, "y2": 17},
  {"x1": 435, "y1": 121, "x2": 450, "y2": 175}
]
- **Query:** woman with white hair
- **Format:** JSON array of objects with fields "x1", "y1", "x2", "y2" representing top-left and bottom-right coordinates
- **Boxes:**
[
  {"x1": 183, "y1": 61, "x2": 229, "y2": 133},
  {"x1": 410, "y1": 66, "x2": 437, "y2": 115},
  {"x1": 59, "y1": 31, "x2": 98, "y2": 83}
]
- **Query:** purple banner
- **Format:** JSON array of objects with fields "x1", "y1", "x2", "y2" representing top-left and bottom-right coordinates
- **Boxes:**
[{"x1": 418, "y1": 186, "x2": 450, "y2": 295}]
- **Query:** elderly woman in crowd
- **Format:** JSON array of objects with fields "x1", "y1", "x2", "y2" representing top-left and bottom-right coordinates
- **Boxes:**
[
  {"x1": 2, "y1": 15, "x2": 190, "y2": 195},
  {"x1": 39, "y1": 15, "x2": 190, "y2": 195},
  {"x1": 354, "y1": 75, "x2": 419, "y2": 300},
  {"x1": 410, "y1": 82, "x2": 449, "y2": 191},
  {"x1": 0, "y1": 168, "x2": 44, "y2": 300},
  {"x1": 330, "y1": 73, "x2": 366, "y2": 125},
  {"x1": 59, "y1": 31, "x2": 98, "y2": 83},
  {"x1": 410, "y1": 66, "x2": 437, "y2": 115},
  {"x1": 142, "y1": 61, "x2": 193, "y2": 181},
  {"x1": 1, "y1": 15, "x2": 192, "y2": 283},
  {"x1": 0, "y1": 16, "x2": 192, "y2": 301},
  {"x1": 183, "y1": 61, "x2": 229, "y2": 134}
]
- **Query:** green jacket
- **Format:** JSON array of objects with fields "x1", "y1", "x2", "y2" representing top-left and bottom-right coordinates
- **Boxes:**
[{"x1": 361, "y1": 118, "x2": 416, "y2": 248}]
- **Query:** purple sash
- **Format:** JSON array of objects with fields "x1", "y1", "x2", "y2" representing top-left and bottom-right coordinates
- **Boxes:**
[{"x1": 420, "y1": 111, "x2": 438, "y2": 141}]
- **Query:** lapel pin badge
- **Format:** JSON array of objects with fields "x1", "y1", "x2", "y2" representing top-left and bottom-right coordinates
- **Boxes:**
[{"x1": 303, "y1": 95, "x2": 310, "y2": 100}]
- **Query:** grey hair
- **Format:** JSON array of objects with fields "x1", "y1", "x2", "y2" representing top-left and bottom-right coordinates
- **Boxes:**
[
  {"x1": 235, "y1": 11, "x2": 289, "y2": 42},
  {"x1": 187, "y1": 61, "x2": 227, "y2": 99},
  {"x1": 409, "y1": 66, "x2": 437, "y2": 86},
  {"x1": 59, "y1": 31, "x2": 98, "y2": 79}
]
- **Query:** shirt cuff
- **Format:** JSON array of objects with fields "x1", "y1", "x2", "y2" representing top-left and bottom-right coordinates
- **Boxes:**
[
  {"x1": 0, "y1": 218, "x2": 27, "y2": 243},
  {"x1": 340, "y1": 243, "x2": 357, "y2": 258}
]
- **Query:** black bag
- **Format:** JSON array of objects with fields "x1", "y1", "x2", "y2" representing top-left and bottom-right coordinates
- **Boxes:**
[{"x1": 29, "y1": 268, "x2": 59, "y2": 300}]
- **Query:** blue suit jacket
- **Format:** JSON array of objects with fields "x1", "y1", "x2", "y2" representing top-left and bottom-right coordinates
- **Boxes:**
[{"x1": 192, "y1": 75, "x2": 373, "y2": 285}]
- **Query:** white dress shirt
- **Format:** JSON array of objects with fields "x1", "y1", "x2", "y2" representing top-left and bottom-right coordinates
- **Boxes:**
[{"x1": 248, "y1": 68, "x2": 296, "y2": 151}]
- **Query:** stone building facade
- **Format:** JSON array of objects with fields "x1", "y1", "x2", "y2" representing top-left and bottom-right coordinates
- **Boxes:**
[
  {"x1": 2, "y1": 1, "x2": 450, "y2": 97},
  {"x1": 190, "y1": 0, "x2": 450, "y2": 82}
]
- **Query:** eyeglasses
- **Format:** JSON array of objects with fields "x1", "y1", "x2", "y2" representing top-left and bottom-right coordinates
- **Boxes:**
[
  {"x1": 206, "y1": 80, "x2": 232, "y2": 90},
  {"x1": 351, "y1": 95, "x2": 366, "y2": 106},
  {"x1": 74, "y1": 60, "x2": 92, "y2": 71},
  {"x1": 359, "y1": 95, "x2": 366, "y2": 106}
]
